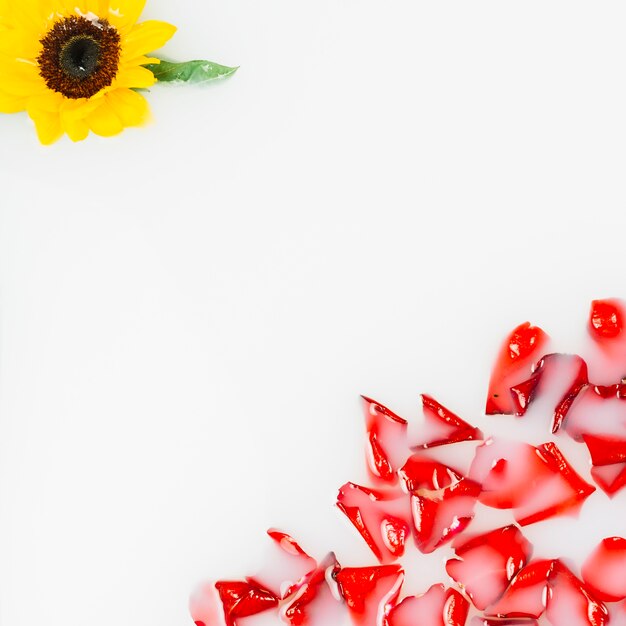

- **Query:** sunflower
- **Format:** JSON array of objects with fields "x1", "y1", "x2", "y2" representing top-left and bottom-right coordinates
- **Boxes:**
[{"x1": 0, "y1": 0, "x2": 176, "y2": 144}]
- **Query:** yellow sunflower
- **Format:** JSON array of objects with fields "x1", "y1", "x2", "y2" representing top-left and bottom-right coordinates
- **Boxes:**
[{"x1": 0, "y1": 0, "x2": 176, "y2": 144}]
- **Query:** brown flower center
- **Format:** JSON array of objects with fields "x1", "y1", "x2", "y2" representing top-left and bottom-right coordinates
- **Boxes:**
[{"x1": 37, "y1": 15, "x2": 121, "y2": 99}]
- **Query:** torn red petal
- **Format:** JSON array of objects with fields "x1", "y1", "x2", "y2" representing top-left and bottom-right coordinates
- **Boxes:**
[
  {"x1": 281, "y1": 552, "x2": 343, "y2": 625},
  {"x1": 583, "y1": 434, "x2": 626, "y2": 466},
  {"x1": 413, "y1": 394, "x2": 484, "y2": 449},
  {"x1": 470, "y1": 618, "x2": 538, "y2": 626},
  {"x1": 336, "y1": 482, "x2": 411, "y2": 562},
  {"x1": 400, "y1": 455, "x2": 481, "y2": 553},
  {"x1": 564, "y1": 386, "x2": 626, "y2": 443},
  {"x1": 486, "y1": 559, "x2": 554, "y2": 619},
  {"x1": 546, "y1": 560, "x2": 609, "y2": 626},
  {"x1": 335, "y1": 564, "x2": 404, "y2": 626},
  {"x1": 582, "y1": 537, "x2": 626, "y2": 602},
  {"x1": 486, "y1": 322, "x2": 549, "y2": 415},
  {"x1": 387, "y1": 583, "x2": 446, "y2": 626},
  {"x1": 469, "y1": 439, "x2": 595, "y2": 525},
  {"x1": 214, "y1": 579, "x2": 278, "y2": 626},
  {"x1": 445, "y1": 588, "x2": 470, "y2": 626},
  {"x1": 446, "y1": 525, "x2": 533, "y2": 610},
  {"x1": 362, "y1": 396, "x2": 409, "y2": 483}
]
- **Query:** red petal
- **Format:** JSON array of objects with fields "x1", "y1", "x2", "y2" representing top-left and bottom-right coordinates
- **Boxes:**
[
  {"x1": 413, "y1": 394, "x2": 484, "y2": 449},
  {"x1": 486, "y1": 322, "x2": 549, "y2": 415},
  {"x1": 469, "y1": 439, "x2": 595, "y2": 525},
  {"x1": 387, "y1": 584, "x2": 446, "y2": 626},
  {"x1": 400, "y1": 455, "x2": 481, "y2": 553},
  {"x1": 589, "y1": 298, "x2": 625, "y2": 340},
  {"x1": 446, "y1": 525, "x2": 533, "y2": 610},
  {"x1": 362, "y1": 396, "x2": 409, "y2": 483},
  {"x1": 214, "y1": 579, "x2": 278, "y2": 626},
  {"x1": 335, "y1": 564, "x2": 404, "y2": 626},
  {"x1": 336, "y1": 482, "x2": 411, "y2": 562},
  {"x1": 470, "y1": 619, "x2": 538, "y2": 626},
  {"x1": 608, "y1": 600, "x2": 626, "y2": 626},
  {"x1": 508, "y1": 353, "x2": 588, "y2": 432},
  {"x1": 486, "y1": 559, "x2": 554, "y2": 618},
  {"x1": 445, "y1": 588, "x2": 470, "y2": 626},
  {"x1": 564, "y1": 386, "x2": 626, "y2": 443},
  {"x1": 583, "y1": 434, "x2": 626, "y2": 466},
  {"x1": 591, "y1": 463, "x2": 626, "y2": 496},
  {"x1": 281, "y1": 552, "x2": 344, "y2": 626},
  {"x1": 253, "y1": 530, "x2": 317, "y2": 599},
  {"x1": 582, "y1": 537, "x2": 626, "y2": 602},
  {"x1": 546, "y1": 560, "x2": 608, "y2": 626}
]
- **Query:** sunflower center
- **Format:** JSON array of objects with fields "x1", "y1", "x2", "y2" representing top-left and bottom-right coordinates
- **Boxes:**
[
  {"x1": 60, "y1": 35, "x2": 100, "y2": 78},
  {"x1": 37, "y1": 15, "x2": 121, "y2": 99}
]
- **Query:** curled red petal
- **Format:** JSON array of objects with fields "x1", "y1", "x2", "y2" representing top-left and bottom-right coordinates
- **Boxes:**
[
  {"x1": 362, "y1": 396, "x2": 409, "y2": 483},
  {"x1": 214, "y1": 579, "x2": 278, "y2": 626},
  {"x1": 413, "y1": 394, "x2": 484, "y2": 449},
  {"x1": 486, "y1": 322, "x2": 549, "y2": 415},
  {"x1": 589, "y1": 298, "x2": 625, "y2": 340},
  {"x1": 335, "y1": 564, "x2": 404, "y2": 626},
  {"x1": 486, "y1": 559, "x2": 555, "y2": 618},
  {"x1": 336, "y1": 482, "x2": 411, "y2": 562},
  {"x1": 446, "y1": 525, "x2": 533, "y2": 610}
]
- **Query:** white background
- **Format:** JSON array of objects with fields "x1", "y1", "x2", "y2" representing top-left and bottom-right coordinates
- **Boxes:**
[{"x1": 3, "y1": 1, "x2": 626, "y2": 625}]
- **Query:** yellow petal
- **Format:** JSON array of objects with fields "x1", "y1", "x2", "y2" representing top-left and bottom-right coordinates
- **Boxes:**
[
  {"x1": 86, "y1": 100, "x2": 123, "y2": 136},
  {"x1": 9, "y1": 1, "x2": 50, "y2": 35},
  {"x1": 106, "y1": 0, "x2": 145, "y2": 31},
  {"x1": 28, "y1": 90, "x2": 64, "y2": 113},
  {"x1": 61, "y1": 113, "x2": 89, "y2": 141},
  {"x1": 105, "y1": 87, "x2": 148, "y2": 127},
  {"x1": 0, "y1": 88, "x2": 26, "y2": 113},
  {"x1": 121, "y1": 20, "x2": 176, "y2": 60},
  {"x1": 113, "y1": 64, "x2": 155, "y2": 89},
  {"x1": 0, "y1": 28, "x2": 42, "y2": 59},
  {"x1": 28, "y1": 108, "x2": 63, "y2": 145},
  {"x1": 0, "y1": 59, "x2": 48, "y2": 97}
]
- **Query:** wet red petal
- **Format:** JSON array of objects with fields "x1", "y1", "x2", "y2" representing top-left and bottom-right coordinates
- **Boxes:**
[
  {"x1": 362, "y1": 396, "x2": 409, "y2": 483},
  {"x1": 335, "y1": 564, "x2": 404, "y2": 626},
  {"x1": 508, "y1": 353, "x2": 588, "y2": 432},
  {"x1": 469, "y1": 439, "x2": 595, "y2": 525},
  {"x1": 581, "y1": 537, "x2": 626, "y2": 602},
  {"x1": 564, "y1": 386, "x2": 626, "y2": 443},
  {"x1": 608, "y1": 600, "x2": 626, "y2": 626},
  {"x1": 589, "y1": 299, "x2": 625, "y2": 340},
  {"x1": 486, "y1": 322, "x2": 549, "y2": 415},
  {"x1": 470, "y1": 619, "x2": 539, "y2": 626},
  {"x1": 445, "y1": 588, "x2": 470, "y2": 626},
  {"x1": 546, "y1": 560, "x2": 609, "y2": 626},
  {"x1": 591, "y1": 462, "x2": 626, "y2": 496},
  {"x1": 254, "y1": 529, "x2": 317, "y2": 599},
  {"x1": 214, "y1": 579, "x2": 278, "y2": 626},
  {"x1": 400, "y1": 455, "x2": 481, "y2": 553},
  {"x1": 486, "y1": 559, "x2": 554, "y2": 618},
  {"x1": 583, "y1": 434, "x2": 626, "y2": 466},
  {"x1": 413, "y1": 394, "x2": 484, "y2": 449},
  {"x1": 387, "y1": 583, "x2": 446, "y2": 626},
  {"x1": 336, "y1": 482, "x2": 411, "y2": 562},
  {"x1": 281, "y1": 552, "x2": 342, "y2": 625},
  {"x1": 446, "y1": 525, "x2": 533, "y2": 610}
]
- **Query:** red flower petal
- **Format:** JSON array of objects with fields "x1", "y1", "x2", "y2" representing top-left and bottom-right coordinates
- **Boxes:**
[
  {"x1": 546, "y1": 560, "x2": 609, "y2": 626},
  {"x1": 362, "y1": 396, "x2": 409, "y2": 483},
  {"x1": 583, "y1": 434, "x2": 626, "y2": 466},
  {"x1": 214, "y1": 579, "x2": 278, "y2": 626},
  {"x1": 253, "y1": 529, "x2": 318, "y2": 600},
  {"x1": 591, "y1": 462, "x2": 626, "y2": 496},
  {"x1": 281, "y1": 552, "x2": 344, "y2": 625},
  {"x1": 486, "y1": 559, "x2": 554, "y2": 618},
  {"x1": 387, "y1": 583, "x2": 447, "y2": 626},
  {"x1": 446, "y1": 525, "x2": 533, "y2": 610},
  {"x1": 335, "y1": 564, "x2": 404, "y2": 626},
  {"x1": 399, "y1": 455, "x2": 481, "y2": 553},
  {"x1": 582, "y1": 537, "x2": 626, "y2": 602},
  {"x1": 445, "y1": 588, "x2": 470, "y2": 626},
  {"x1": 470, "y1": 619, "x2": 539, "y2": 626},
  {"x1": 336, "y1": 482, "x2": 411, "y2": 562},
  {"x1": 608, "y1": 600, "x2": 626, "y2": 626},
  {"x1": 469, "y1": 439, "x2": 595, "y2": 525},
  {"x1": 508, "y1": 353, "x2": 588, "y2": 432},
  {"x1": 589, "y1": 299, "x2": 625, "y2": 340},
  {"x1": 486, "y1": 322, "x2": 549, "y2": 415},
  {"x1": 413, "y1": 394, "x2": 484, "y2": 449},
  {"x1": 564, "y1": 386, "x2": 626, "y2": 443}
]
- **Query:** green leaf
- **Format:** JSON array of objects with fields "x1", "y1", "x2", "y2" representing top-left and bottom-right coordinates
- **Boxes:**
[{"x1": 144, "y1": 59, "x2": 239, "y2": 84}]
